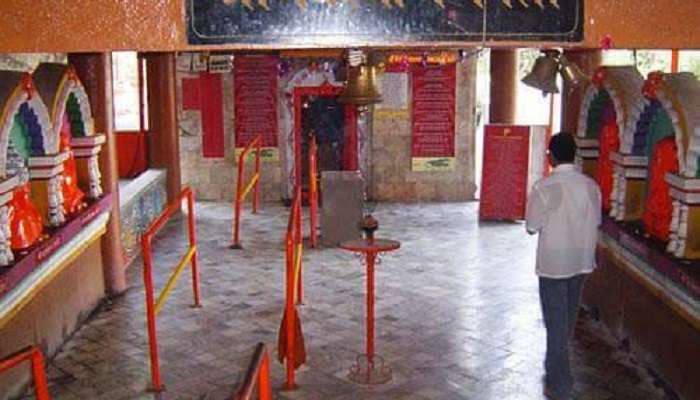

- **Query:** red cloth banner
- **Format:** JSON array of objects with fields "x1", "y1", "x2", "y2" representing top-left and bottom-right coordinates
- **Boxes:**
[
  {"x1": 411, "y1": 64, "x2": 456, "y2": 158},
  {"x1": 199, "y1": 72, "x2": 225, "y2": 158},
  {"x1": 234, "y1": 55, "x2": 279, "y2": 148},
  {"x1": 479, "y1": 125, "x2": 531, "y2": 221},
  {"x1": 182, "y1": 78, "x2": 201, "y2": 110}
]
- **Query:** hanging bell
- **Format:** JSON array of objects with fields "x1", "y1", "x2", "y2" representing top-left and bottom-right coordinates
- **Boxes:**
[
  {"x1": 338, "y1": 65, "x2": 383, "y2": 106},
  {"x1": 559, "y1": 56, "x2": 590, "y2": 92},
  {"x1": 522, "y1": 50, "x2": 560, "y2": 94}
]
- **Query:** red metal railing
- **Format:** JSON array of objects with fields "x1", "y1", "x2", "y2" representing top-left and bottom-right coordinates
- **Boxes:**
[
  {"x1": 278, "y1": 187, "x2": 306, "y2": 390},
  {"x1": 232, "y1": 343, "x2": 272, "y2": 400},
  {"x1": 141, "y1": 187, "x2": 201, "y2": 392},
  {"x1": 308, "y1": 136, "x2": 319, "y2": 248},
  {"x1": 231, "y1": 134, "x2": 262, "y2": 249},
  {"x1": 0, "y1": 346, "x2": 50, "y2": 400}
]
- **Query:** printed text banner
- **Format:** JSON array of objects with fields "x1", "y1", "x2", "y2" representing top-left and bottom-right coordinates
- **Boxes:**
[
  {"x1": 411, "y1": 63, "x2": 456, "y2": 171},
  {"x1": 234, "y1": 54, "x2": 279, "y2": 163},
  {"x1": 479, "y1": 125, "x2": 532, "y2": 221}
]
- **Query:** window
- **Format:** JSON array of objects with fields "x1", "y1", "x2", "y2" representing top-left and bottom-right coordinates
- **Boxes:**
[
  {"x1": 112, "y1": 52, "x2": 148, "y2": 131},
  {"x1": 679, "y1": 50, "x2": 700, "y2": 78},
  {"x1": 602, "y1": 49, "x2": 672, "y2": 77}
]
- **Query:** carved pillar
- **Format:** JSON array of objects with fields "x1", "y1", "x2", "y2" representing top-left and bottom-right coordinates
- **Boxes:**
[
  {"x1": 561, "y1": 49, "x2": 602, "y2": 134},
  {"x1": 145, "y1": 52, "x2": 181, "y2": 202},
  {"x1": 489, "y1": 49, "x2": 518, "y2": 124},
  {"x1": 69, "y1": 53, "x2": 126, "y2": 294}
]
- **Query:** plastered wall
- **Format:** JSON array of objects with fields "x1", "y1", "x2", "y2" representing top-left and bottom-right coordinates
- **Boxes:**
[
  {"x1": 0, "y1": 242, "x2": 105, "y2": 400},
  {"x1": 178, "y1": 53, "x2": 477, "y2": 202},
  {"x1": 371, "y1": 56, "x2": 478, "y2": 201},
  {"x1": 177, "y1": 69, "x2": 283, "y2": 202}
]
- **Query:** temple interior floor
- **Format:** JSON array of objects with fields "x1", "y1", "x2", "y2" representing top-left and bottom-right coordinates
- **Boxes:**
[{"x1": 20, "y1": 202, "x2": 677, "y2": 400}]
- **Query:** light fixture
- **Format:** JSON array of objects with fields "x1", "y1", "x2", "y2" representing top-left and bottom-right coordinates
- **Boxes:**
[
  {"x1": 338, "y1": 49, "x2": 383, "y2": 106},
  {"x1": 522, "y1": 50, "x2": 589, "y2": 94}
]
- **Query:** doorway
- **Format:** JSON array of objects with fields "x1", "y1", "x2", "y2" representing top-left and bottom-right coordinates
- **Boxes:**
[{"x1": 293, "y1": 83, "x2": 358, "y2": 200}]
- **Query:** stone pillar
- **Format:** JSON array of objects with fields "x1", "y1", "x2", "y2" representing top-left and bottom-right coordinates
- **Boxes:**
[
  {"x1": 69, "y1": 53, "x2": 126, "y2": 295},
  {"x1": 561, "y1": 49, "x2": 602, "y2": 134},
  {"x1": 145, "y1": 52, "x2": 181, "y2": 202},
  {"x1": 489, "y1": 49, "x2": 518, "y2": 124}
]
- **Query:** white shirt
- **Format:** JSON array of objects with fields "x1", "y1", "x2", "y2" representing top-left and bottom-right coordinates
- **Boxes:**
[{"x1": 526, "y1": 164, "x2": 602, "y2": 278}]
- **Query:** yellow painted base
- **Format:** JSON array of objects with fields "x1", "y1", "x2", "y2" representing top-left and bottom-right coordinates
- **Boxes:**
[
  {"x1": 623, "y1": 179, "x2": 646, "y2": 221},
  {"x1": 581, "y1": 158, "x2": 598, "y2": 179},
  {"x1": 681, "y1": 206, "x2": 700, "y2": 259},
  {"x1": 74, "y1": 158, "x2": 92, "y2": 196},
  {"x1": 29, "y1": 180, "x2": 51, "y2": 223}
]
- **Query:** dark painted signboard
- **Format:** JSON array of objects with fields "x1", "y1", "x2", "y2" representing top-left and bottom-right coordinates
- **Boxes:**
[{"x1": 187, "y1": 0, "x2": 583, "y2": 46}]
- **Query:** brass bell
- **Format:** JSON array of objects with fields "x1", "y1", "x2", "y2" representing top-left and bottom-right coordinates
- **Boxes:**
[
  {"x1": 522, "y1": 50, "x2": 560, "y2": 94},
  {"x1": 559, "y1": 55, "x2": 590, "y2": 91},
  {"x1": 338, "y1": 65, "x2": 383, "y2": 106}
]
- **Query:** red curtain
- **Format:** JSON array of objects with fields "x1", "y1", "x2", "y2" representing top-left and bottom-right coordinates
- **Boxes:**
[
  {"x1": 198, "y1": 73, "x2": 224, "y2": 158},
  {"x1": 597, "y1": 120, "x2": 620, "y2": 212},
  {"x1": 643, "y1": 137, "x2": 679, "y2": 241}
]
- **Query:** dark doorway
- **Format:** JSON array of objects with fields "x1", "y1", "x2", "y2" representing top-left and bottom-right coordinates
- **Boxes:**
[
  {"x1": 301, "y1": 95, "x2": 345, "y2": 192},
  {"x1": 293, "y1": 83, "x2": 359, "y2": 202}
]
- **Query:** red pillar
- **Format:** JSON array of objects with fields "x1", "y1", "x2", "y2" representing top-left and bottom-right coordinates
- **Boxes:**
[
  {"x1": 144, "y1": 52, "x2": 181, "y2": 202},
  {"x1": 489, "y1": 49, "x2": 518, "y2": 124},
  {"x1": 69, "y1": 53, "x2": 126, "y2": 294},
  {"x1": 561, "y1": 49, "x2": 602, "y2": 134}
]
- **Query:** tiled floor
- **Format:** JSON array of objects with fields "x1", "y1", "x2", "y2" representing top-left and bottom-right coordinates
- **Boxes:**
[{"x1": 25, "y1": 202, "x2": 676, "y2": 399}]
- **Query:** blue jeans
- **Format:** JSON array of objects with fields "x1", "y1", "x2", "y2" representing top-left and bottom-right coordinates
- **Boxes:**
[{"x1": 539, "y1": 274, "x2": 586, "y2": 399}]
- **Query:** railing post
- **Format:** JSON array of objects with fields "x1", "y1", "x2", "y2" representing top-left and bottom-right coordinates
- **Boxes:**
[
  {"x1": 142, "y1": 236, "x2": 162, "y2": 392},
  {"x1": 253, "y1": 137, "x2": 261, "y2": 214},
  {"x1": 231, "y1": 135, "x2": 262, "y2": 248},
  {"x1": 294, "y1": 198, "x2": 303, "y2": 305},
  {"x1": 259, "y1": 351, "x2": 272, "y2": 400},
  {"x1": 285, "y1": 229, "x2": 296, "y2": 390},
  {"x1": 186, "y1": 190, "x2": 201, "y2": 307},
  {"x1": 232, "y1": 148, "x2": 245, "y2": 249},
  {"x1": 309, "y1": 137, "x2": 318, "y2": 248},
  {"x1": 30, "y1": 348, "x2": 50, "y2": 400}
]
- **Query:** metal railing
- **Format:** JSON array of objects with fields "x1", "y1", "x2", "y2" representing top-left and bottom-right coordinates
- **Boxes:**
[
  {"x1": 231, "y1": 134, "x2": 262, "y2": 249},
  {"x1": 233, "y1": 343, "x2": 272, "y2": 400},
  {"x1": 308, "y1": 136, "x2": 319, "y2": 248},
  {"x1": 0, "y1": 346, "x2": 50, "y2": 400},
  {"x1": 278, "y1": 187, "x2": 305, "y2": 390},
  {"x1": 141, "y1": 187, "x2": 201, "y2": 392}
]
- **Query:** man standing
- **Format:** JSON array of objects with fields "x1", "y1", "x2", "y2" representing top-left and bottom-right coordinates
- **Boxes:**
[{"x1": 526, "y1": 132, "x2": 602, "y2": 400}]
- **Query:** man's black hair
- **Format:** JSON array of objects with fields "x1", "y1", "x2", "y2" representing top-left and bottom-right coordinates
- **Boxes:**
[{"x1": 549, "y1": 132, "x2": 576, "y2": 164}]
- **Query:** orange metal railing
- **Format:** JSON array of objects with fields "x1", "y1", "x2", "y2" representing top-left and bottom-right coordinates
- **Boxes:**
[
  {"x1": 0, "y1": 346, "x2": 50, "y2": 400},
  {"x1": 278, "y1": 187, "x2": 306, "y2": 390},
  {"x1": 308, "y1": 136, "x2": 319, "y2": 248},
  {"x1": 233, "y1": 343, "x2": 272, "y2": 400},
  {"x1": 141, "y1": 187, "x2": 201, "y2": 392},
  {"x1": 231, "y1": 134, "x2": 263, "y2": 249}
]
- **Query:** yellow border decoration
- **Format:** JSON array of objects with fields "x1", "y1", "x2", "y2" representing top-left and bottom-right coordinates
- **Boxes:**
[
  {"x1": 235, "y1": 147, "x2": 279, "y2": 163},
  {"x1": 411, "y1": 157, "x2": 455, "y2": 172}
]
